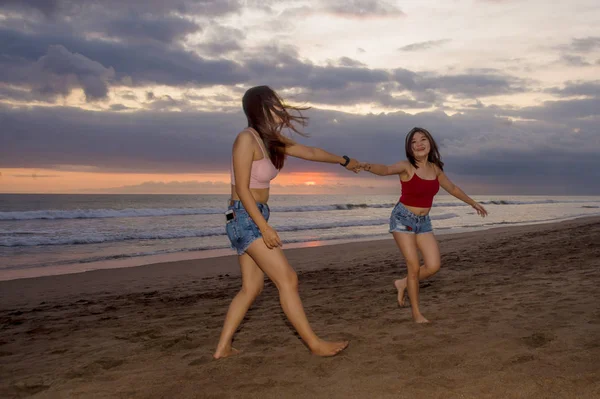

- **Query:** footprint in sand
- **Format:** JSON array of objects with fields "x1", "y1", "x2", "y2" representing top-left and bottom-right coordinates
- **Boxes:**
[
  {"x1": 521, "y1": 332, "x2": 554, "y2": 349},
  {"x1": 509, "y1": 354, "x2": 536, "y2": 364},
  {"x1": 11, "y1": 383, "x2": 50, "y2": 396},
  {"x1": 188, "y1": 356, "x2": 212, "y2": 366},
  {"x1": 65, "y1": 358, "x2": 124, "y2": 379},
  {"x1": 95, "y1": 358, "x2": 124, "y2": 370}
]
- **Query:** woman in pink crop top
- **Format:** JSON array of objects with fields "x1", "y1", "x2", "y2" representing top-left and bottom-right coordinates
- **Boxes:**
[
  {"x1": 360, "y1": 127, "x2": 488, "y2": 323},
  {"x1": 214, "y1": 86, "x2": 360, "y2": 359}
]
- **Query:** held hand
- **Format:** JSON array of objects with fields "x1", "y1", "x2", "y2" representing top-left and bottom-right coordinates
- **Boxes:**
[
  {"x1": 472, "y1": 202, "x2": 488, "y2": 217},
  {"x1": 260, "y1": 224, "x2": 283, "y2": 249},
  {"x1": 358, "y1": 162, "x2": 372, "y2": 172},
  {"x1": 345, "y1": 158, "x2": 361, "y2": 173}
]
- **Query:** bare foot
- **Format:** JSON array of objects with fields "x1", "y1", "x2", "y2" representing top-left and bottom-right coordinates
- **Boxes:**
[
  {"x1": 413, "y1": 314, "x2": 430, "y2": 324},
  {"x1": 213, "y1": 346, "x2": 241, "y2": 360},
  {"x1": 394, "y1": 279, "x2": 407, "y2": 307},
  {"x1": 310, "y1": 340, "x2": 349, "y2": 357}
]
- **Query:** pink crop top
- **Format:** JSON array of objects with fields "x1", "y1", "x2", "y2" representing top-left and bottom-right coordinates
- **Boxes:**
[{"x1": 230, "y1": 128, "x2": 279, "y2": 189}]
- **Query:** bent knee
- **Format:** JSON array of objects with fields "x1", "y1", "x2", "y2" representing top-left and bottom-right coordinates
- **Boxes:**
[
  {"x1": 428, "y1": 262, "x2": 441, "y2": 272},
  {"x1": 275, "y1": 271, "x2": 298, "y2": 291},
  {"x1": 406, "y1": 262, "x2": 421, "y2": 277}
]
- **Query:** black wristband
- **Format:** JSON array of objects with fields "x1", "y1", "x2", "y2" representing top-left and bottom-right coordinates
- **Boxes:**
[{"x1": 340, "y1": 155, "x2": 351, "y2": 167}]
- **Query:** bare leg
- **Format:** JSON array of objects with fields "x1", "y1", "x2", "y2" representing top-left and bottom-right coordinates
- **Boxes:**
[
  {"x1": 213, "y1": 254, "x2": 265, "y2": 359},
  {"x1": 392, "y1": 232, "x2": 429, "y2": 323},
  {"x1": 395, "y1": 232, "x2": 441, "y2": 308},
  {"x1": 245, "y1": 239, "x2": 348, "y2": 356}
]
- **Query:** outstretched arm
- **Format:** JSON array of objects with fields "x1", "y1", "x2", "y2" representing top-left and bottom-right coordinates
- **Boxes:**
[
  {"x1": 283, "y1": 138, "x2": 360, "y2": 172},
  {"x1": 361, "y1": 160, "x2": 409, "y2": 176},
  {"x1": 438, "y1": 170, "x2": 488, "y2": 217}
]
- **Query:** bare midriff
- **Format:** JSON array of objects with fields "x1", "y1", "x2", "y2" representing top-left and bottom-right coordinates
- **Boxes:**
[
  {"x1": 402, "y1": 203, "x2": 431, "y2": 216},
  {"x1": 230, "y1": 185, "x2": 270, "y2": 204}
]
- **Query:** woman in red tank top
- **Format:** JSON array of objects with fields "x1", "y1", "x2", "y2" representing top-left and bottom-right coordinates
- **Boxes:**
[{"x1": 360, "y1": 127, "x2": 488, "y2": 323}]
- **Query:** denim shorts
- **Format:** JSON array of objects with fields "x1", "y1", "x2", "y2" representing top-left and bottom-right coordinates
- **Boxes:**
[
  {"x1": 225, "y1": 200, "x2": 270, "y2": 255},
  {"x1": 389, "y1": 202, "x2": 433, "y2": 235}
]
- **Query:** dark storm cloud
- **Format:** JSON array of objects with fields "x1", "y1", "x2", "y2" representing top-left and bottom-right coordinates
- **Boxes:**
[
  {"x1": 0, "y1": 0, "x2": 243, "y2": 19},
  {"x1": 398, "y1": 39, "x2": 452, "y2": 52},
  {"x1": 1, "y1": 0, "x2": 532, "y2": 106},
  {"x1": 0, "y1": 104, "x2": 244, "y2": 174},
  {"x1": 390, "y1": 69, "x2": 527, "y2": 98},
  {"x1": 567, "y1": 36, "x2": 600, "y2": 53},
  {"x1": 508, "y1": 98, "x2": 600, "y2": 120},
  {"x1": 547, "y1": 80, "x2": 600, "y2": 98},
  {"x1": 554, "y1": 37, "x2": 600, "y2": 68},
  {"x1": 0, "y1": 1, "x2": 585, "y2": 113},
  {"x1": 105, "y1": 14, "x2": 201, "y2": 44},
  {"x1": 0, "y1": 0, "x2": 248, "y2": 100},
  {"x1": 2, "y1": 96, "x2": 599, "y2": 194},
  {"x1": 240, "y1": 47, "x2": 406, "y2": 104},
  {"x1": 304, "y1": 66, "x2": 390, "y2": 90},
  {"x1": 0, "y1": 44, "x2": 115, "y2": 101},
  {"x1": 35, "y1": 45, "x2": 115, "y2": 100},
  {"x1": 560, "y1": 55, "x2": 592, "y2": 67},
  {"x1": 241, "y1": 47, "x2": 527, "y2": 105},
  {"x1": 0, "y1": 27, "x2": 247, "y2": 94},
  {"x1": 294, "y1": 83, "x2": 428, "y2": 108},
  {"x1": 196, "y1": 24, "x2": 245, "y2": 56},
  {"x1": 325, "y1": 0, "x2": 405, "y2": 18},
  {"x1": 0, "y1": 25, "x2": 533, "y2": 106},
  {"x1": 0, "y1": 0, "x2": 61, "y2": 16},
  {"x1": 392, "y1": 68, "x2": 419, "y2": 90},
  {"x1": 419, "y1": 74, "x2": 527, "y2": 97}
]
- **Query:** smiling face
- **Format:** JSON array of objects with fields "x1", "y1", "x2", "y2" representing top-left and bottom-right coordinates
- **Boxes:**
[
  {"x1": 404, "y1": 127, "x2": 444, "y2": 170},
  {"x1": 410, "y1": 132, "x2": 431, "y2": 159}
]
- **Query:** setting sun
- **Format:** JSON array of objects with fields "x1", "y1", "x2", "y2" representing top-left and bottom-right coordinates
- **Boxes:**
[{"x1": 304, "y1": 181, "x2": 316, "y2": 186}]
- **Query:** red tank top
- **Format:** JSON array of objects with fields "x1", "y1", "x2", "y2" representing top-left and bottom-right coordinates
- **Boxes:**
[{"x1": 399, "y1": 173, "x2": 440, "y2": 208}]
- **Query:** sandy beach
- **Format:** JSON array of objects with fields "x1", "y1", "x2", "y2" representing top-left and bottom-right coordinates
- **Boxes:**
[{"x1": 1, "y1": 217, "x2": 599, "y2": 398}]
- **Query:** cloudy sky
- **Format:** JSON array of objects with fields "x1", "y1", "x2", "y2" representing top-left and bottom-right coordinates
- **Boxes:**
[{"x1": 1, "y1": 0, "x2": 599, "y2": 195}]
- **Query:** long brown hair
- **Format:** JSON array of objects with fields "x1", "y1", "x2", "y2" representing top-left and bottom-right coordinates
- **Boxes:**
[
  {"x1": 405, "y1": 127, "x2": 444, "y2": 171},
  {"x1": 242, "y1": 86, "x2": 309, "y2": 169}
]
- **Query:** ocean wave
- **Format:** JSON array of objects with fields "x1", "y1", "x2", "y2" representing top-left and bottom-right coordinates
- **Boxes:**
[
  {"x1": 0, "y1": 219, "x2": 385, "y2": 247},
  {"x1": 0, "y1": 208, "x2": 224, "y2": 221},
  {"x1": 0, "y1": 204, "x2": 394, "y2": 220},
  {"x1": 4, "y1": 198, "x2": 595, "y2": 221},
  {"x1": 0, "y1": 212, "x2": 459, "y2": 247}
]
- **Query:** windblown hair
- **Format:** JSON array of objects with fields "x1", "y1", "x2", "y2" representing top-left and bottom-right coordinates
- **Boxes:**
[
  {"x1": 242, "y1": 86, "x2": 309, "y2": 169},
  {"x1": 405, "y1": 127, "x2": 444, "y2": 171}
]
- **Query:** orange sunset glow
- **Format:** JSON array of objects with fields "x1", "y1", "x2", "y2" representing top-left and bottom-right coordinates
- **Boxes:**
[{"x1": 0, "y1": 168, "x2": 395, "y2": 194}]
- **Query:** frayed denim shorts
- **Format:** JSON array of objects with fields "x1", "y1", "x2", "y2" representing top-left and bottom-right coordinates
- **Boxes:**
[
  {"x1": 389, "y1": 202, "x2": 433, "y2": 235},
  {"x1": 225, "y1": 200, "x2": 270, "y2": 255}
]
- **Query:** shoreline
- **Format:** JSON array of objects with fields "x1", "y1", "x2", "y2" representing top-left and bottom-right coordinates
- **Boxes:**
[
  {"x1": 2, "y1": 213, "x2": 599, "y2": 282},
  {"x1": 2, "y1": 215, "x2": 599, "y2": 308}
]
